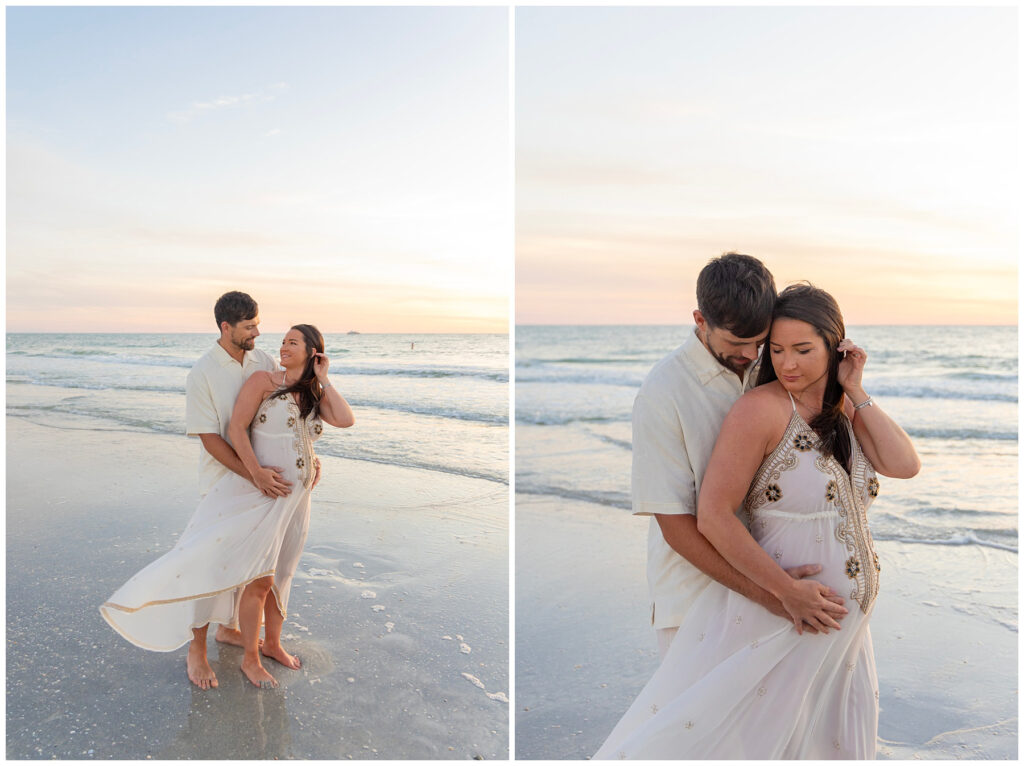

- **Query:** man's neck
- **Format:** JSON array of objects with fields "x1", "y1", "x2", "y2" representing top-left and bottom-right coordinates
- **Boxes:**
[{"x1": 217, "y1": 337, "x2": 246, "y2": 365}]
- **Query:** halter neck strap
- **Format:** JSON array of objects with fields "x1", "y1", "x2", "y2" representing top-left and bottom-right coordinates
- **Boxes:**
[{"x1": 787, "y1": 390, "x2": 797, "y2": 412}]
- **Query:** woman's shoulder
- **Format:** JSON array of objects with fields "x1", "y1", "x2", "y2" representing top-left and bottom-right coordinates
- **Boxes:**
[
  {"x1": 726, "y1": 381, "x2": 793, "y2": 431},
  {"x1": 242, "y1": 370, "x2": 279, "y2": 394},
  {"x1": 736, "y1": 380, "x2": 792, "y2": 411}
]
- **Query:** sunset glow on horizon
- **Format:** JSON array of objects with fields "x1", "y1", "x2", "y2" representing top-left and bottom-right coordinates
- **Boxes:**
[
  {"x1": 7, "y1": 7, "x2": 509, "y2": 334},
  {"x1": 516, "y1": 6, "x2": 1017, "y2": 326}
]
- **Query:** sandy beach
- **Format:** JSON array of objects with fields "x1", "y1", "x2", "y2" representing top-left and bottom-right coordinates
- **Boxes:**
[
  {"x1": 6, "y1": 414, "x2": 508, "y2": 759},
  {"x1": 515, "y1": 493, "x2": 1017, "y2": 760}
]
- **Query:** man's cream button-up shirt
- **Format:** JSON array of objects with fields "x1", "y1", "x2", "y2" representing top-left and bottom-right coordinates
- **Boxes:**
[
  {"x1": 185, "y1": 343, "x2": 278, "y2": 496},
  {"x1": 631, "y1": 329, "x2": 757, "y2": 630}
]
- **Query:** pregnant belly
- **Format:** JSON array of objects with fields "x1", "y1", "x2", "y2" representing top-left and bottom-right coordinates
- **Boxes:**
[
  {"x1": 253, "y1": 439, "x2": 309, "y2": 486},
  {"x1": 754, "y1": 514, "x2": 854, "y2": 600}
]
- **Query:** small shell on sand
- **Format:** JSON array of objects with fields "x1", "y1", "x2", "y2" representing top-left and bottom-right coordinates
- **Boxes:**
[
  {"x1": 353, "y1": 562, "x2": 365, "y2": 568},
  {"x1": 485, "y1": 691, "x2": 509, "y2": 703},
  {"x1": 385, "y1": 622, "x2": 395, "y2": 633},
  {"x1": 360, "y1": 590, "x2": 376, "y2": 599},
  {"x1": 459, "y1": 643, "x2": 472, "y2": 654},
  {"x1": 371, "y1": 605, "x2": 385, "y2": 612},
  {"x1": 442, "y1": 635, "x2": 453, "y2": 640}
]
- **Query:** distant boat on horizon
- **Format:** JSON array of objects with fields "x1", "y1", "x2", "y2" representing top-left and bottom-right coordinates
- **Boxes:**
[{"x1": 347, "y1": 330, "x2": 360, "y2": 335}]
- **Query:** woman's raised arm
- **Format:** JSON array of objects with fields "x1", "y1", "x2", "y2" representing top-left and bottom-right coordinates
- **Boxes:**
[
  {"x1": 837, "y1": 339, "x2": 920, "y2": 479},
  {"x1": 312, "y1": 353, "x2": 355, "y2": 428}
]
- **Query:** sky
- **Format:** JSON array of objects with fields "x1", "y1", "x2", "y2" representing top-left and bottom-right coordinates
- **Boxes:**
[
  {"x1": 6, "y1": 7, "x2": 510, "y2": 333},
  {"x1": 516, "y1": 6, "x2": 1018, "y2": 326}
]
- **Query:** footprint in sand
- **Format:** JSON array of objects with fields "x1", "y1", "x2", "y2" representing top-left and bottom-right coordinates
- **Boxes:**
[
  {"x1": 460, "y1": 673, "x2": 509, "y2": 704},
  {"x1": 461, "y1": 673, "x2": 485, "y2": 689}
]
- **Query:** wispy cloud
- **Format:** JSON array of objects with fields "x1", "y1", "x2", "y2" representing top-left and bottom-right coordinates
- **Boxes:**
[{"x1": 168, "y1": 82, "x2": 288, "y2": 123}]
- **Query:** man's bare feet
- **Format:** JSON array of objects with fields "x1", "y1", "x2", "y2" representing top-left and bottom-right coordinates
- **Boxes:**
[
  {"x1": 215, "y1": 625, "x2": 263, "y2": 648},
  {"x1": 186, "y1": 642, "x2": 219, "y2": 690},
  {"x1": 240, "y1": 658, "x2": 278, "y2": 689},
  {"x1": 261, "y1": 643, "x2": 301, "y2": 670}
]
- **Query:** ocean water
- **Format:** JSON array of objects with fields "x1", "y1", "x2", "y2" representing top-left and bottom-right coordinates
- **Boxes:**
[
  {"x1": 7, "y1": 332, "x2": 508, "y2": 485},
  {"x1": 516, "y1": 325, "x2": 1018, "y2": 553}
]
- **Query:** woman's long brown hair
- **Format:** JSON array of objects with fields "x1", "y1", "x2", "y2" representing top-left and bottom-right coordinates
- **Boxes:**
[
  {"x1": 755, "y1": 283, "x2": 851, "y2": 471},
  {"x1": 275, "y1": 324, "x2": 325, "y2": 420}
]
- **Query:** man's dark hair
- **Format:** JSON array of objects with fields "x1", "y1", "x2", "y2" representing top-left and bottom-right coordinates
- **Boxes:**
[
  {"x1": 214, "y1": 291, "x2": 259, "y2": 329},
  {"x1": 695, "y1": 253, "x2": 776, "y2": 338}
]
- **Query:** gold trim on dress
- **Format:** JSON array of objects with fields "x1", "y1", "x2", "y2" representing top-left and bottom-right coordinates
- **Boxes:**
[{"x1": 101, "y1": 568, "x2": 278, "y2": 613}]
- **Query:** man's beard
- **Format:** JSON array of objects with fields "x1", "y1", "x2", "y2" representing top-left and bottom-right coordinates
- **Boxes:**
[
  {"x1": 712, "y1": 348, "x2": 752, "y2": 376},
  {"x1": 233, "y1": 336, "x2": 255, "y2": 351}
]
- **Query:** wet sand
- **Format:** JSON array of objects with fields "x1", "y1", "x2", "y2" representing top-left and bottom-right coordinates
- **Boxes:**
[
  {"x1": 515, "y1": 493, "x2": 1017, "y2": 760},
  {"x1": 6, "y1": 414, "x2": 508, "y2": 759}
]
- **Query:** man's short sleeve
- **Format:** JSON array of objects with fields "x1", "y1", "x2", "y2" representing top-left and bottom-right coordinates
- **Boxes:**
[
  {"x1": 630, "y1": 391, "x2": 697, "y2": 517},
  {"x1": 185, "y1": 367, "x2": 220, "y2": 436}
]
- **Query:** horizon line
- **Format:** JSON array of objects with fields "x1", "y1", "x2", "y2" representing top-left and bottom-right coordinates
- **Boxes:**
[
  {"x1": 5, "y1": 330, "x2": 509, "y2": 336},
  {"x1": 513, "y1": 322, "x2": 1018, "y2": 328}
]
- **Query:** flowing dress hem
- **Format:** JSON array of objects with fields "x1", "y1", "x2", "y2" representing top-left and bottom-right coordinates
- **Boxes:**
[{"x1": 99, "y1": 569, "x2": 287, "y2": 652}]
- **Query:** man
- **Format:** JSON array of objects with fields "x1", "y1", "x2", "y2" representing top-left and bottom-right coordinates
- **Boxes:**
[
  {"x1": 631, "y1": 253, "x2": 846, "y2": 660},
  {"x1": 181, "y1": 291, "x2": 301, "y2": 689}
]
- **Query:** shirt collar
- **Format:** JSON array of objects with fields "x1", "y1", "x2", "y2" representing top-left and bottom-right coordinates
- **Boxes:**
[
  {"x1": 682, "y1": 328, "x2": 756, "y2": 389},
  {"x1": 213, "y1": 342, "x2": 255, "y2": 369}
]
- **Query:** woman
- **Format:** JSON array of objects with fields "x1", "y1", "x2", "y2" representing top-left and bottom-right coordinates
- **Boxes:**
[
  {"x1": 595, "y1": 284, "x2": 919, "y2": 759},
  {"x1": 101, "y1": 324, "x2": 355, "y2": 689}
]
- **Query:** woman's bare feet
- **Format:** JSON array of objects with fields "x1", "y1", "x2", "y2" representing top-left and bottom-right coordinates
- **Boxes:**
[
  {"x1": 186, "y1": 642, "x2": 218, "y2": 690},
  {"x1": 214, "y1": 625, "x2": 262, "y2": 648},
  {"x1": 261, "y1": 642, "x2": 301, "y2": 670},
  {"x1": 240, "y1": 658, "x2": 278, "y2": 689}
]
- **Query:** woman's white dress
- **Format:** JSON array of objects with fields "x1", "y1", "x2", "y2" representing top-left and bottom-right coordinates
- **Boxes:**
[
  {"x1": 100, "y1": 393, "x2": 322, "y2": 651},
  {"x1": 595, "y1": 404, "x2": 881, "y2": 760}
]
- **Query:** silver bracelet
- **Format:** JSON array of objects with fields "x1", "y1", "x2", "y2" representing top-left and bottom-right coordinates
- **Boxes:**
[
  {"x1": 853, "y1": 396, "x2": 874, "y2": 410},
  {"x1": 321, "y1": 379, "x2": 333, "y2": 389}
]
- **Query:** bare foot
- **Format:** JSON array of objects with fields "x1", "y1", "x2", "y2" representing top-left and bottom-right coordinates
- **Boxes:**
[
  {"x1": 215, "y1": 625, "x2": 263, "y2": 649},
  {"x1": 240, "y1": 658, "x2": 278, "y2": 689},
  {"x1": 186, "y1": 642, "x2": 219, "y2": 690},
  {"x1": 261, "y1": 643, "x2": 301, "y2": 670}
]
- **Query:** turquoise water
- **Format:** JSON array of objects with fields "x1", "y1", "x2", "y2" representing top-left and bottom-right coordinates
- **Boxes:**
[
  {"x1": 7, "y1": 332, "x2": 509, "y2": 485},
  {"x1": 516, "y1": 325, "x2": 1018, "y2": 552}
]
